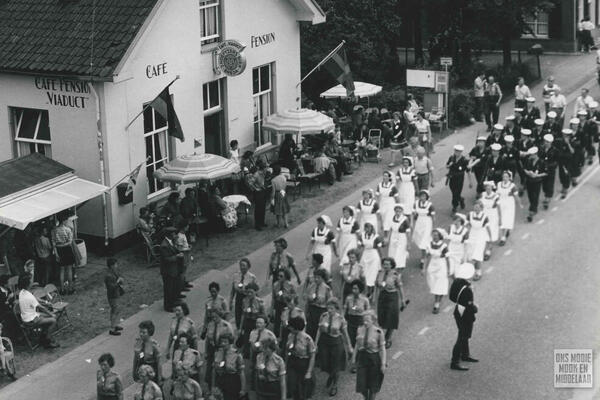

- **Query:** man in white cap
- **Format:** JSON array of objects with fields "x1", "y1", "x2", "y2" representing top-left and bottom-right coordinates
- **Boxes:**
[
  {"x1": 484, "y1": 143, "x2": 505, "y2": 184},
  {"x1": 522, "y1": 146, "x2": 547, "y2": 222},
  {"x1": 486, "y1": 123, "x2": 505, "y2": 148},
  {"x1": 502, "y1": 115, "x2": 519, "y2": 140},
  {"x1": 514, "y1": 107, "x2": 525, "y2": 130},
  {"x1": 580, "y1": 109, "x2": 597, "y2": 165},
  {"x1": 542, "y1": 76, "x2": 560, "y2": 115},
  {"x1": 532, "y1": 118, "x2": 545, "y2": 142},
  {"x1": 468, "y1": 136, "x2": 488, "y2": 194},
  {"x1": 569, "y1": 118, "x2": 586, "y2": 170},
  {"x1": 449, "y1": 263, "x2": 478, "y2": 371},
  {"x1": 523, "y1": 97, "x2": 541, "y2": 129},
  {"x1": 539, "y1": 134, "x2": 559, "y2": 209},
  {"x1": 556, "y1": 128, "x2": 576, "y2": 197},
  {"x1": 517, "y1": 129, "x2": 536, "y2": 196},
  {"x1": 549, "y1": 88, "x2": 567, "y2": 125},
  {"x1": 501, "y1": 135, "x2": 520, "y2": 177},
  {"x1": 573, "y1": 88, "x2": 594, "y2": 116},
  {"x1": 446, "y1": 144, "x2": 470, "y2": 212}
]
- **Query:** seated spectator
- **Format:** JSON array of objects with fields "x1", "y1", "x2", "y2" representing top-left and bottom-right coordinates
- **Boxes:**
[
  {"x1": 0, "y1": 275, "x2": 18, "y2": 340},
  {"x1": 324, "y1": 135, "x2": 346, "y2": 181},
  {"x1": 207, "y1": 186, "x2": 237, "y2": 231},
  {"x1": 229, "y1": 140, "x2": 240, "y2": 165},
  {"x1": 279, "y1": 134, "x2": 298, "y2": 172},
  {"x1": 17, "y1": 273, "x2": 59, "y2": 349},
  {"x1": 314, "y1": 149, "x2": 332, "y2": 174},
  {"x1": 160, "y1": 192, "x2": 180, "y2": 225}
]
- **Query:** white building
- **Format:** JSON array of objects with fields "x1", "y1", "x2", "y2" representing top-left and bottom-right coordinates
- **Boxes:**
[{"x1": 0, "y1": 0, "x2": 325, "y2": 248}]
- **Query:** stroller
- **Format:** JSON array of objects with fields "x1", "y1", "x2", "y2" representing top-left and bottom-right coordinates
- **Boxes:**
[{"x1": 0, "y1": 327, "x2": 17, "y2": 380}]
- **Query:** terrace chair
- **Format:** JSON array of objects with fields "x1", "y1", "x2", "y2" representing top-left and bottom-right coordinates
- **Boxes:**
[
  {"x1": 43, "y1": 284, "x2": 71, "y2": 332},
  {"x1": 368, "y1": 129, "x2": 383, "y2": 148},
  {"x1": 285, "y1": 177, "x2": 302, "y2": 200},
  {"x1": 12, "y1": 303, "x2": 41, "y2": 351},
  {"x1": 137, "y1": 227, "x2": 161, "y2": 266},
  {"x1": 297, "y1": 159, "x2": 322, "y2": 191}
]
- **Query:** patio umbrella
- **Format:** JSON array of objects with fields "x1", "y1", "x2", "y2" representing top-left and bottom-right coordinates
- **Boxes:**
[
  {"x1": 261, "y1": 108, "x2": 335, "y2": 136},
  {"x1": 153, "y1": 153, "x2": 240, "y2": 183},
  {"x1": 320, "y1": 81, "x2": 383, "y2": 99}
]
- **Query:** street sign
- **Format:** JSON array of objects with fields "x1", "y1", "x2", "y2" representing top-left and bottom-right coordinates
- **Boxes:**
[
  {"x1": 406, "y1": 69, "x2": 436, "y2": 88},
  {"x1": 440, "y1": 57, "x2": 453, "y2": 66},
  {"x1": 435, "y1": 71, "x2": 449, "y2": 93}
]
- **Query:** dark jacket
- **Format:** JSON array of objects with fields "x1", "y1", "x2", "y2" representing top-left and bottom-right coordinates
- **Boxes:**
[
  {"x1": 104, "y1": 270, "x2": 121, "y2": 300},
  {"x1": 159, "y1": 238, "x2": 180, "y2": 277},
  {"x1": 450, "y1": 278, "x2": 477, "y2": 337}
]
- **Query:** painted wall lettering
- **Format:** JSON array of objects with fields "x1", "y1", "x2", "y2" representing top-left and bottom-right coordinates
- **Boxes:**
[
  {"x1": 250, "y1": 33, "x2": 276, "y2": 48},
  {"x1": 146, "y1": 63, "x2": 168, "y2": 78},
  {"x1": 35, "y1": 77, "x2": 90, "y2": 109}
]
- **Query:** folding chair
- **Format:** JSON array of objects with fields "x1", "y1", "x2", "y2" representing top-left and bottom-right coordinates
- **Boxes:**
[
  {"x1": 137, "y1": 228, "x2": 161, "y2": 266},
  {"x1": 285, "y1": 178, "x2": 302, "y2": 200},
  {"x1": 428, "y1": 107, "x2": 446, "y2": 132},
  {"x1": 6, "y1": 276, "x2": 18, "y2": 293},
  {"x1": 43, "y1": 284, "x2": 71, "y2": 332},
  {"x1": 368, "y1": 129, "x2": 383, "y2": 148},
  {"x1": 12, "y1": 303, "x2": 41, "y2": 351},
  {"x1": 297, "y1": 159, "x2": 321, "y2": 191}
]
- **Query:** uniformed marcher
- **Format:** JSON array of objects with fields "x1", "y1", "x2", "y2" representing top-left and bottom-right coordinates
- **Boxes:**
[
  {"x1": 449, "y1": 263, "x2": 479, "y2": 371},
  {"x1": 514, "y1": 108, "x2": 525, "y2": 131},
  {"x1": 539, "y1": 134, "x2": 559, "y2": 209},
  {"x1": 483, "y1": 143, "x2": 505, "y2": 184},
  {"x1": 523, "y1": 147, "x2": 547, "y2": 222},
  {"x1": 375, "y1": 257, "x2": 407, "y2": 349},
  {"x1": 238, "y1": 282, "x2": 267, "y2": 354},
  {"x1": 304, "y1": 268, "x2": 332, "y2": 339},
  {"x1": 522, "y1": 97, "x2": 541, "y2": 128},
  {"x1": 202, "y1": 282, "x2": 229, "y2": 336},
  {"x1": 340, "y1": 249, "x2": 365, "y2": 300},
  {"x1": 200, "y1": 304, "x2": 234, "y2": 387},
  {"x1": 230, "y1": 258, "x2": 257, "y2": 328},
  {"x1": 255, "y1": 337, "x2": 287, "y2": 400},
  {"x1": 248, "y1": 316, "x2": 278, "y2": 391},
  {"x1": 503, "y1": 115, "x2": 520, "y2": 141},
  {"x1": 580, "y1": 109, "x2": 597, "y2": 164},
  {"x1": 542, "y1": 111, "x2": 561, "y2": 138},
  {"x1": 133, "y1": 320, "x2": 161, "y2": 383},
  {"x1": 271, "y1": 269, "x2": 297, "y2": 337},
  {"x1": 569, "y1": 118, "x2": 585, "y2": 175},
  {"x1": 446, "y1": 144, "x2": 470, "y2": 212},
  {"x1": 166, "y1": 301, "x2": 198, "y2": 359},
  {"x1": 212, "y1": 333, "x2": 246, "y2": 400},
  {"x1": 344, "y1": 279, "x2": 371, "y2": 349},
  {"x1": 555, "y1": 129, "x2": 576, "y2": 197},
  {"x1": 171, "y1": 334, "x2": 202, "y2": 382},
  {"x1": 353, "y1": 310, "x2": 386, "y2": 400},
  {"x1": 279, "y1": 298, "x2": 306, "y2": 352},
  {"x1": 285, "y1": 317, "x2": 316, "y2": 400},
  {"x1": 467, "y1": 137, "x2": 488, "y2": 194},
  {"x1": 532, "y1": 118, "x2": 545, "y2": 143},
  {"x1": 517, "y1": 129, "x2": 536, "y2": 195},
  {"x1": 487, "y1": 124, "x2": 505, "y2": 148},
  {"x1": 500, "y1": 135, "x2": 520, "y2": 178}
]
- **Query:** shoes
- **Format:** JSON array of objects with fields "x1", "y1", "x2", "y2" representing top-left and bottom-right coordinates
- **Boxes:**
[
  {"x1": 178, "y1": 294, "x2": 187, "y2": 299},
  {"x1": 527, "y1": 215, "x2": 533, "y2": 222},
  {"x1": 329, "y1": 386, "x2": 338, "y2": 396},
  {"x1": 543, "y1": 201, "x2": 549, "y2": 210},
  {"x1": 499, "y1": 239, "x2": 506, "y2": 246},
  {"x1": 450, "y1": 363, "x2": 469, "y2": 371},
  {"x1": 115, "y1": 326, "x2": 124, "y2": 331},
  {"x1": 462, "y1": 357, "x2": 479, "y2": 363},
  {"x1": 460, "y1": 198, "x2": 466, "y2": 209},
  {"x1": 109, "y1": 329, "x2": 121, "y2": 336},
  {"x1": 432, "y1": 306, "x2": 440, "y2": 314},
  {"x1": 185, "y1": 283, "x2": 193, "y2": 288},
  {"x1": 483, "y1": 251, "x2": 491, "y2": 261},
  {"x1": 473, "y1": 272, "x2": 482, "y2": 281},
  {"x1": 350, "y1": 366, "x2": 357, "y2": 373},
  {"x1": 385, "y1": 340, "x2": 392, "y2": 349}
]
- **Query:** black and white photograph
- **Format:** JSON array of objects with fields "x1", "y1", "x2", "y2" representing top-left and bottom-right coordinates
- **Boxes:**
[{"x1": 0, "y1": 0, "x2": 598, "y2": 399}]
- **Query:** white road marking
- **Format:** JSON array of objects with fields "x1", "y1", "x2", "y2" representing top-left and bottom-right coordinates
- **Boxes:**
[
  {"x1": 392, "y1": 351, "x2": 404, "y2": 360},
  {"x1": 551, "y1": 206, "x2": 559, "y2": 212},
  {"x1": 504, "y1": 249, "x2": 513, "y2": 256},
  {"x1": 487, "y1": 266, "x2": 494, "y2": 274},
  {"x1": 563, "y1": 165, "x2": 600, "y2": 201},
  {"x1": 521, "y1": 233, "x2": 530, "y2": 240},
  {"x1": 443, "y1": 305, "x2": 453, "y2": 313},
  {"x1": 536, "y1": 219, "x2": 545, "y2": 225},
  {"x1": 418, "y1": 327, "x2": 430, "y2": 335}
]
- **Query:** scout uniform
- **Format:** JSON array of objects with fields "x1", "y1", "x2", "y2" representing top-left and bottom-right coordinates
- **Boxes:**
[
  {"x1": 214, "y1": 347, "x2": 245, "y2": 400},
  {"x1": 133, "y1": 338, "x2": 160, "y2": 382},
  {"x1": 316, "y1": 312, "x2": 348, "y2": 378},
  {"x1": 539, "y1": 135, "x2": 559, "y2": 208},
  {"x1": 272, "y1": 280, "x2": 297, "y2": 337},
  {"x1": 446, "y1": 144, "x2": 469, "y2": 212},
  {"x1": 285, "y1": 330, "x2": 316, "y2": 400},
  {"x1": 202, "y1": 318, "x2": 234, "y2": 387},
  {"x1": 268, "y1": 251, "x2": 297, "y2": 286},
  {"x1": 255, "y1": 352, "x2": 286, "y2": 399},
  {"x1": 355, "y1": 324, "x2": 385, "y2": 397},
  {"x1": 375, "y1": 268, "x2": 402, "y2": 331},
  {"x1": 343, "y1": 294, "x2": 370, "y2": 347},
  {"x1": 304, "y1": 280, "x2": 332, "y2": 339},
  {"x1": 340, "y1": 260, "x2": 365, "y2": 300},
  {"x1": 231, "y1": 270, "x2": 257, "y2": 328},
  {"x1": 280, "y1": 306, "x2": 306, "y2": 351},
  {"x1": 168, "y1": 315, "x2": 197, "y2": 356},
  {"x1": 203, "y1": 294, "x2": 229, "y2": 327},
  {"x1": 97, "y1": 370, "x2": 123, "y2": 400},
  {"x1": 172, "y1": 347, "x2": 202, "y2": 380}
]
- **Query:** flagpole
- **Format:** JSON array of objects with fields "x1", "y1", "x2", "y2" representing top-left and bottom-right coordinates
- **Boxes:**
[
  {"x1": 108, "y1": 156, "x2": 152, "y2": 191},
  {"x1": 124, "y1": 75, "x2": 181, "y2": 130},
  {"x1": 296, "y1": 41, "x2": 345, "y2": 87}
]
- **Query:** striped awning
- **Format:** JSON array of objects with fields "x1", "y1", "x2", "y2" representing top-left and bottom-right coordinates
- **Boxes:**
[
  {"x1": 153, "y1": 153, "x2": 240, "y2": 183},
  {"x1": 320, "y1": 81, "x2": 382, "y2": 99},
  {"x1": 261, "y1": 108, "x2": 335, "y2": 135}
]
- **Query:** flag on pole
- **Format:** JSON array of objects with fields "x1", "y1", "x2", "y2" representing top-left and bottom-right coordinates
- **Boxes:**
[
  {"x1": 148, "y1": 87, "x2": 185, "y2": 142},
  {"x1": 124, "y1": 162, "x2": 144, "y2": 196},
  {"x1": 320, "y1": 45, "x2": 355, "y2": 97}
]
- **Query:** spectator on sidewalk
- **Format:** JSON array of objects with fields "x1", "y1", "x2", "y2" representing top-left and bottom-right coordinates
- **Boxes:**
[
  {"x1": 104, "y1": 258, "x2": 124, "y2": 336},
  {"x1": 414, "y1": 147, "x2": 435, "y2": 192},
  {"x1": 549, "y1": 88, "x2": 567, "y2": 127},
  {"x1": 542, "y1": 76, "x2": 560, "y2": 115},
  {"x1": 414, "y1": 112, "x2": 434, "y2": 155},
  {"x1": 32, "y1": 225, "x2": 53, "y2": 286},
  {"x1": 97, "y1": 353, "x2": 123, "y2": 400},
  {"x1": 580, "y1": 17, "x2": 595, "y2": 52},
  {"x1": 18, "y1": 273, "x2": 59, "y2": 349},
  {"x1": 473, "y1": 73, "x2": 486, "y2": 122},
  {"x1": 159, "y1": 227, "x2": 184, "y2": 312},
  {"x1": 514, "y1": 77, "x2": 532, "y2": 109},
  {"x1": 573, "y1": 88, "x2": 594, "y2": 116},
  {"x1": 249, "y1": 159, "x2": 269, "y2": 231},
  {"x1": 484, "y1": 75, "x2": 502, "y2": 131}
]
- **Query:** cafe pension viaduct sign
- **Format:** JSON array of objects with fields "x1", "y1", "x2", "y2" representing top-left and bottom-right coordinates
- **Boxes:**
[{"x1": 213, "y1": 40, "x2": 247, "y2": 77}]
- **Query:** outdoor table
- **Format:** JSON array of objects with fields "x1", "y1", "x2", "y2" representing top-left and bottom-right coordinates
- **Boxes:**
[{"x1": 223, "y1": 194, "x2": 251, "y2": 224}]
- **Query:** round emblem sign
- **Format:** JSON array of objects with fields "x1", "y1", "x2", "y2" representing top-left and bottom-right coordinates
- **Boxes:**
[{"x1": 214, "y1": 40, "x2": 247, "y2": 77}]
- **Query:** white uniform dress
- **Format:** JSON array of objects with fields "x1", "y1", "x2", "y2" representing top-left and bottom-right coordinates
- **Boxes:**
[
  {"x1": 426, "y1": 240, "x2": 449, "y2": 295},
  {"x1": 359, "y1": 232, "x2": 383, "y2": 287},
  {"x1": 387, "y1": 214, "x2": 410, "y2": 269},
  {"x1": 447, "y1": 224, "x2": 469, "y2": 275},
  {"x1": 497, "y1": 181, "x2": 517, "y2": 230},
  {"x1": 466, "y1": 211, "x2": 489, "y2": 262},
  {"x1": 377, "y1": 181, "x2": 399, "y2": 231},
  {"x1": 336, "y1": 216, "x2": 359, "y2": 266},
  {"x1": 413, "y1": 200, "x2": 434, "y2": 250},
  {"x1": 481, "y1": 192, "x2": 500, "y2": 242},
  {"x1": 396, "y1": 167, "x2": 416, "y2": 215},
  {"x1": 357, "y1": 199, "x2": 380, "y2": 234},
  {"x1": 311, "y1": 227, "x2": 336, "y2": 273}
]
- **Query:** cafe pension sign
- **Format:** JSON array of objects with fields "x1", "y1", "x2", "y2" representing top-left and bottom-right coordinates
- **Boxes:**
[
  {"x1": 35, "y1": 77, "x2": 90, "y2": 109},
  {"x1": 213, "y1": 40, "x2": 247, "y2": 77}
]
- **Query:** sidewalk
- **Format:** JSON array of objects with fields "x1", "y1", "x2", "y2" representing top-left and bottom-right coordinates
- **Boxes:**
[{"x1": 1, "y1": 53, "x2": 594, "y2": 400}]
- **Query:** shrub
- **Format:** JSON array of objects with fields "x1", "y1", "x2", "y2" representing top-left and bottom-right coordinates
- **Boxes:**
[
  {"x1": 449, "y1": 88, "x2": 476, "y2": 127},
  {"x1": 485, "y1": 63, "x2": 536, "y2": 96}
]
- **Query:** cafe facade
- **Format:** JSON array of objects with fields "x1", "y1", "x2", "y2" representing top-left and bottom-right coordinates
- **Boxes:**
[{"x1": 0, "y1": 0, "x2": 325, "y2": 248}]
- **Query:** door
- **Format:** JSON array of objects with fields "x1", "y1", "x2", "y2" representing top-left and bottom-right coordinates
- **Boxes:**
[{"x1": 204, "y1": 111, "x2": 225, "y2": 156}]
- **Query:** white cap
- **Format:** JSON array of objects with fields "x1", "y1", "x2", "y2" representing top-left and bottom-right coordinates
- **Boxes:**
[
  {"x1": 432, "y1": 228, "x2": 448, "y2": 240},
  {"x1": 476, "y1": 136, "x2": 487, "y2": 142},
  {"x1": 543, "y1": 134, "x2": 554, "y2": 143},
  {"x1": 521, "y1": 128, "x2": 532, "y2": 136},
  {"x1": 570, "y1": 118, "x2": 580, "y2": 125},
  {"x1": 504, "y1": 135, "x2": 515, "y2": 143},
  {"x1": 453, "y1": 144, "x2": 465, "y2": 151},
  {"x1": 505, "y1": 115, "x2": 515, "y2": 121},
  {"x1": 455, "y1": 263, "x2": 475, "y2": 280},
  {"x1": 577, "y1": 110, "x2": 588, "y2": 116},
  {"x1": 526, "y1": 96, "x2": 536, "y2": 103},
  {"x1": 590, "y1": 101, "x2": 598, "y2": 108},
  {"x1": 490, "y1": 143, "x2": 502, "y2": 151},
  {"x1": 534, "y1": 118, "x2": 544, "y2": 126},
  {"x1": 493, "y1": 123, "x2": 504, "y2": 130},
  {"x1": 562, "y1": 128, "x2": 574, "y2": 135},
  {"x1": 547, "y1": 111, "x2": 557, "y2": 118},
  {"x1": 514, "y1": 108, "x2": 524, "y2": 113},
  {"x1": 527, "y1": 146, "x2": 539, "y2": 155},
  {"x1": 483, "y1": 180, "x2": 496, "y2": 188}
]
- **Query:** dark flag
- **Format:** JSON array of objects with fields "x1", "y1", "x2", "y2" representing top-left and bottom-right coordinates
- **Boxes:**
[
  {"x1": 321, "y1": 46, "x2": 355, "y2": 97},
  {"x1": 149, "y1": 87, "x2": 185, "y2": 142}
]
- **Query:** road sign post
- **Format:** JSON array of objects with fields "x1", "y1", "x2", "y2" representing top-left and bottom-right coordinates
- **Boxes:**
[{"x1": 440, "y1": 57, "x2": 453, "y2": 129}]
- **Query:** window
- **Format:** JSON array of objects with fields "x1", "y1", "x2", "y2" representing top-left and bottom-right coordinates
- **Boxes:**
[
  {"x1": 144, "y1": 106, "x2": 171, "y2": 196},
  {"x1": 203, "y1": 79, "x2": 227, "y2": 155},
  {"x1": 199, "y1": 0, "x2": 220, "y2": 44},
  {"x1": 11, "y1": 107, "x2": 52, "y2": 158},
  {"x1": 523, "y1": 11, "x2": 549, "y2": 38},
  {"x1": 252, "y1": 63, "x2": 274, "y2": 147},
  {"x1": 203, "y1": 79, "x2": 222, "y2": 114}
]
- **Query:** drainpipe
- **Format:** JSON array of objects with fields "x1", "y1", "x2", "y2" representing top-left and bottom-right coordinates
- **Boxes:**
[{"x1": 88, "y1": 82, "x2": 110, "y2": 249}]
